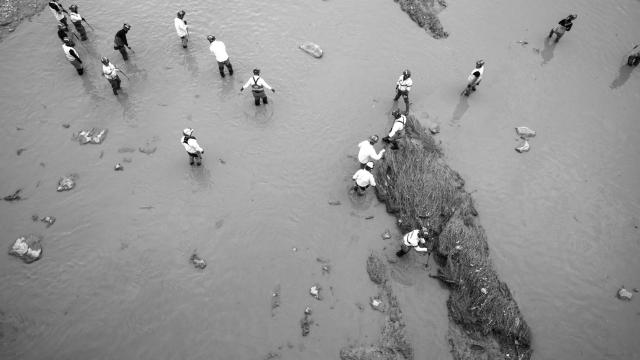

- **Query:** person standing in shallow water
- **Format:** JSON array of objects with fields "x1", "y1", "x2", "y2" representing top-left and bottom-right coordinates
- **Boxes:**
[
  {"x1": 68, "y1": 5, "x2": 88, "y2": 41},
  {"x1": 114, "y1": 23, "x2": 132, "y2": 61},
  {"x1": 352, "y1": 162, "x2": 376, "y2": 196},
  {"x1": 174, "y1": 10, "x2": 189, "y2": 48},
  {"x1": 393, "y1": 69, "x2": 412, "y2": 114},
  {"x1": 101, "y1": 57, "x2": 121, "y2": 95},
  {"x1": 48, "y1": 0, "x2": 68, "y2": 27},
  {"x1": 357, "y1": 135, "x2": 385, "y2": 169},
  {"x1": 181, "y1": 128, "x2": 204, "y2": 166},
  {"x1": 463, "y1": 59, "x2": 485, "y2": 96},
  {"x1": 208, "y1": 35, "x2": 233, "y2": 78},
  {"x1": 62, "y1": 37, "x2": 83, "y2": 75},
  {"x1": 57, "y1": 23, "x2": 69, "y2": 43},
  {"x1": 241, "y1": 69, "x2": 275, "y2": 106},
  {"x1": 548, "y1": 14, "x2": 577, "y2": 43}
]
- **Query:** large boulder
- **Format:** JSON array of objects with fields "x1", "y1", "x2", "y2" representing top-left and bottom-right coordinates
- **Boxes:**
[{"x1": 8, "y1": 234, "x2": 42, "y2": 263}]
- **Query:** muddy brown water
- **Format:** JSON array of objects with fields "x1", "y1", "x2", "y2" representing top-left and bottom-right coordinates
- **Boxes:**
[{"x1": 1, "y1": 0, "x2": 639, "y2": 359}]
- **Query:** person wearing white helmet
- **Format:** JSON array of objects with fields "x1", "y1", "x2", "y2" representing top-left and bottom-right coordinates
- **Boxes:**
[
  {"x1": 357, "y1": 135, "x2": 385, "y2": 168},
  {"x1": 61, "y1": 37, "x2": 83, "y2": 75},
  {"x1": 101, "y1": 57, "x2": 121, "y2": 95},
  {"x1": 463, "y1": 60, "x2": 485, "y2": 96},
  {"x1": 68, "y1": 5, "x2": 88, "y2": 41},
  {"x1": 396, "y1": 228, "x2": 430, "y2": 257},
  {"x1": 352, "y1": 162, "x2": 377, "y2": 195},
  {"x1": 207, "y1": 35, "x2": 233, "y2": 78},
  {"x1": 180, "y1": 128, "x2": 204, "y2": 166},
  {"x1": 548, "y1": 14, "x2": 577, "y2": 43},
  {"x1": 393, "y1": 69, "x2": 412, "y2": 114},
  {"x1": 174, "y1": 10, "x2": 189, "y2": 48}
]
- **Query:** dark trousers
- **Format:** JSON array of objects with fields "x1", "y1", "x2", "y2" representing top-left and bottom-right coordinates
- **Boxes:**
[
  {"x1": 628, "y1": 54, "x2": 640, "y2": 67},
  {"x1": 107, "y1": 76, "x2": 121, "y2": 95},
  {"x1": 252, "y1": 91, "x2": 268, "y2": 105},
  {"x1": 187, "y1": 152, "x2": 202, "y2": 166},
  {"x1": 58, "y1": 17, "x2": 68, "y2": 28},
  {"x1": 117, "y1": 46, "x2": 128, "y2": 60},
  {"x1": 73, "y1": 21, "x2": 87, "y2": 40},
  {"x1": 393, "y1": 89, "x2": 410, "y2": 113},
  {"x1": 69, "y1": 59, "x2": 83, "y2": 75},
  {"x1": 396, "y1": 244, "x2": 411, "y2": 257},
  {"x1": 217, "y1": 59, "x2": 233, "y2": 77},
  {"x1": 180, "y1": 36, "x2": 188, "y2": 48}
]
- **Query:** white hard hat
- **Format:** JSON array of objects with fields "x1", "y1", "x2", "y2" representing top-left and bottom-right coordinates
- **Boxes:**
[
  {"x1": 183, "y1": 128, "x2": 193, "y2": 136},
  {"x1": 366, "y1": 162, "x2": 374, "y2": 169}
]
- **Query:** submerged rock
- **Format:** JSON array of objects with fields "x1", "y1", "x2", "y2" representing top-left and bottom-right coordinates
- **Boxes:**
[
  {"x1": 429, "y1": 124, "x2": 440, "y2": 134},
  {"x1": 328, "y1": 200, "x2": 341, "y2": 206},
  {"x1": 114, "y1": 163, "x2": 124, "y2": 171},
  {"x1": 57, "y1": 174, "x2": 77, "y2": 192},
  {"x1": 370, "y1": 297, "x2": 385, "y2": 312},
  {"x1": 271, "y1": 284, "x2": 281, "y2": 317},
  {"x1": 74, "y1": 128, "x2": 108, "y2": 144},
  {"x1": 8, "y1": 234, "x2": 42, "y2": 263},
  {"x1": 617, "y1": 287, "x2": 633, "y2": 301},
  {"x1": 190, "y1": 252, "x2": 207, "y2": 269},
  {"x1": 3, "y1": 189, "x2": 22, "y2": 201},
  {"x1": 299, "y1": 42, "x2": 323, "y2": 58},
  {"x1": 381, "y1": 229, "x2": 392, "y2": 240},
  {"x1": 515, "y1": 126, "x2": 536, "y2": 138},
  {"x1": 40, "y1": 216, "x2": 56, "y2": 228},
  {"x1": 301, "y1": 306, "x2": 313, "y2": 337},
  {"x1": 366, "y1": 253, "x2": 388, "y2": 285},
  {"x1": 515, "y1": 140, "x2": 530, "y2": 153}
]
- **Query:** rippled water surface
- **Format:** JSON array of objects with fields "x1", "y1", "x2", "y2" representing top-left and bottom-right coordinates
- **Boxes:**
[{"x1": 1, "y1": 0, "x2": 639, "y2": 359}]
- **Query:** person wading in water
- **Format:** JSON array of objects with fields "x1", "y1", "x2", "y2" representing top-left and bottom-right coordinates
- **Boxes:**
[
  {"x1": 180, "y1": 128, "x2": 204, "y2": 166},
  {"x1": 240, "y1": 69, "x2": 275, "y2": 106},
  {"x1": 114, "y1": 23, "x2": 132, "y2": 61}
]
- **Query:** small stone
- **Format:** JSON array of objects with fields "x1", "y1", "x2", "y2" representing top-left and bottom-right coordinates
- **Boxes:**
[
  {"x1": 515, "y1": 126, "x2": 536, "y2": 138},
  {"x1": 310, "y1": 285, "x2": 321, "y2": 300},
  {"x1": 381, "y1": 229, "x2": 392, "y2": 240},
  {"x1": 40, "y1": 216, "x2": 56, "y2": 228},
  {"x1": 57, "y1": 175, "x2": 77, "y2": 192},
  {"x1": 370, "y1": 297, "x2": 385, "y2": 312},
  {"x1": 328, "y1": 200, "x2": 341, "y2": 206},
  {"x1": 114, "y1": 163, "x2": 124, "y2": 171},
  {"x1": 122, "y1": 157, "x2": 132, "y2": 163},
  {"x1": 618, "y1": 287, "x2": 633, "y2": 301},
  {"x1": 190, "y1": 252, "x2": 207, "y2": 269},
  {"x1": 62, "y1": 123, "x2": 70, "y2": 128},
  {"x1": 292, "y1": 247, "x2": 297, "y2": 252},
  {"x1": 429, "y1": 124, "x2": 440, "y2": 134}
]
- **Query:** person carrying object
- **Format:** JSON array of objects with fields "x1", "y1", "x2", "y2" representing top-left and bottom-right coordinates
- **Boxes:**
[
  {"x1": 382, "y1": 109, "x2": 406, "y2": 150},
  {"x1": 180, "y1": 128, "x2": 204, "y2": 166},
  {"x1": 101, "y1": 57, "x2": 122, "y2": 95}
]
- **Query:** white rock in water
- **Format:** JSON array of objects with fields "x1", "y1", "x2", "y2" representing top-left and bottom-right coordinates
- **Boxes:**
[
  {"x1": 57, "y1": 175, "x2": 77, "y2": 191},
  {"x1": 515, "y1": 140, "x2": 530, "y2": 153},
  {"x1": 515, "y1": 127, "x2": 536, "y2": 138},
  {"x1": 9, "y1": 235, "x2": 43, "y2": 263},
  {"x1": 617, "y1": 287, "x2": 633, "y2": 301},
  {"x1": 299, "y1": 42, "x2": 323, "y2": 58}
]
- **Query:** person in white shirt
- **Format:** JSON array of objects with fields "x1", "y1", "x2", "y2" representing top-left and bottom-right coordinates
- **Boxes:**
[
  {"x1": 180, "y1": 128, "x2": 204, "y2": 166},
  {"x1": 393, "y1": 69, "x2": 413, "y2": 114},
  {"x1": 357, "y1": 135, "x2": 385, "y2": 168},
  {"x1": 101, "y1": 57, "x2": 121, "y2": 95},
  {"x1": 49, "y1": 0, "x2": 68, "y2": 27},
  {"x1": 352, "y1": 162, "x2": 376, "y2": 195},
  {"x1": 463, "y1": 60, "x2": 485, "y2": 96},
  {"x1": 396, "y1": 228, "x2": 430, "y2": 257},
  {"x1": 207, "y1": 35, "x2": 234, "y2": 78},
  {"x1": 174, "y1": 10, "x2": 189, "y2": 48},
  {"x1": 61, "y1": 38, "x2": 83, "y2": 75},
  {"x1": 241, "y1": 69, "x2": 276, "y2": 106},
  {"x1": 68, "y1": 5, "x2": 87, "y2": 40},
  {"x1": 383, "y1": 109, "x2": 407, "y2": 149}
]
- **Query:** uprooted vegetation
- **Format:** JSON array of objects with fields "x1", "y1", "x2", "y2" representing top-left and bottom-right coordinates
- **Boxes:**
[
  {"x1": 394, "y1": 0, "x2": 449, "y2": 39},
  {"x1": 373, "y1": 115, "x2": 532, "y2": 359}
]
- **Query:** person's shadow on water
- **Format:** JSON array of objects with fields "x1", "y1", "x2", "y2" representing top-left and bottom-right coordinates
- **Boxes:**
[
  {"x1": 184, "y1": 51, "x2": 199, "y2": 77},
  {"x1": 189, "y1": 164, "x2": 213, "y2": 191},
  {"x1": 541, "y1": 37, "x2": 557, "y2": 65},
  {"x1": 610, "y1": 63, "x2": 634, "y2": 89},
  {"x1": 450, "y1": 94, "x2": 469, "y2": 125}
]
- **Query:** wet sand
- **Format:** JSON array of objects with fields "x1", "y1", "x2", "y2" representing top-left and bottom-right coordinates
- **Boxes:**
[{"x1": 1, "y1": 0, "x2": 640, "y2": 359}]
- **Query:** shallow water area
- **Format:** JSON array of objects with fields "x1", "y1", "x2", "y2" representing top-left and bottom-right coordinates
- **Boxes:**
[{"x1": 1, "y1": 0, "x2": 639, "y2": 359}]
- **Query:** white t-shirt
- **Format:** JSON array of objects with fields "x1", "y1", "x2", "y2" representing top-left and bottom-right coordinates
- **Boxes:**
[
  {"x1": 209, "y1": 40, "x2": 229, "y2": 62},
  {"x1": 397, "y1": 76, "x2": 413, "y2": 92},
  {"x1": 357, "y1": 141, "x2": 384, "y2": 164},
  {"x1": 174, "y1": 18, "x2": 188, "y2": 37},
  {"x1": 352, "y1": 169, "x2": 376, "y2": 187},
  {"x1": 62, "y1": 44, "x2": 77, "y2": 61},
  {"x1": 69, "y1": 12, "x2": 82, "y2": 23},
  {"x1": 49, "y1": 2, "x2": 65, "y2": 21},
  {"x1": 102, "y1": 63, "x2": 118, "y2": 80},
  {"x1": 388, "y1": 115, "x2": 406, "y2": 138},
  {"x1": 468, "y1": 66, "x2": 484, "y2": 83},
  {"x1": 181, "y1": 136, "x2": 203, "y2": 154},
  {"x1": 402, "y1": 230, "x2": 429, "y2": 252}
]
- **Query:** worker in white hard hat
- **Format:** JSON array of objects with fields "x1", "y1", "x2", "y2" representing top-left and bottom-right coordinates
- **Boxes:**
[
  {"x1": 352, "y1": 162, "x2": 376, "y2": 195},
  {"x1": 180, "y1": 128, "x2": 204, "y2": 166},
  {"x1": 357, "y1": 135, "x2": 385, "y2": 168}
]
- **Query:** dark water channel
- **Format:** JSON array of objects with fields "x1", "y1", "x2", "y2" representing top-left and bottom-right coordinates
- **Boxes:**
[{"x1": 1, "y1": 0, "x2": 639, "y2": 359}]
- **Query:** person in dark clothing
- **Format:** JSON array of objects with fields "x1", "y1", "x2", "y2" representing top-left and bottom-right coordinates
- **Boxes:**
[
  {"x1": 48, "y1": 0, "x2": 68, "y2": 27},
  {"x1": 627, "y1": 44, "x2": 640, "y2": 67},
  {"x1": 548, "y1": 14, "x2": 577, "y2": 43},
  {"x1": 68, "y1": 5, "x2": 88, "y2": 41},
  {"x1": 114, "y1": 23, "x2": 132, "y2": 60},
  {"x1": 57, "y1": 23, "x2": 69, "y2": 43}
]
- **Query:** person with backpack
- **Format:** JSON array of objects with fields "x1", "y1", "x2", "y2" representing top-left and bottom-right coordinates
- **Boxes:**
[
  {"x1": 180, "y1": 128, "x2": 204, "y2": 166},
  {"x1": 240, "y1": 69, "x2": 275, "y2": 106},
  {"x1": 548, "y1": 14, "x2": 577, "y2": 43}
]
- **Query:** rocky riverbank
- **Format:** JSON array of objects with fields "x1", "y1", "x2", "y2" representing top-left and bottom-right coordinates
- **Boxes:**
[
  {"x1": 0, "y1": 0, "x2": 46, "y2": 40},
  {"x1": 393, "y1": 0, "x2": 449, "y2": 39}
]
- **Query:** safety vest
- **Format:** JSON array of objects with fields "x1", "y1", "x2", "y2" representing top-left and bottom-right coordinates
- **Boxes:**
[
  {"x1": 182, "y1": 135, "x2": 199, "y2": 154},
  {"x1": 62, "y1": 44, "x2": 77, "y2": 61},
  {"x1": 395, "y1": 115, "x2": 406, "y2": 126},
  {"x1": 102, "y1": 64, "x2": 118, "y2": 80},
  {"x1": 69, "y1": 12, "x2": 82, "y2": 23},
  {"x1": 397, "y1": 76, "x2": 412, "y2": 92},
  {"x1": 251, "y1": 76, "x2": 264, "y2": 94}
]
